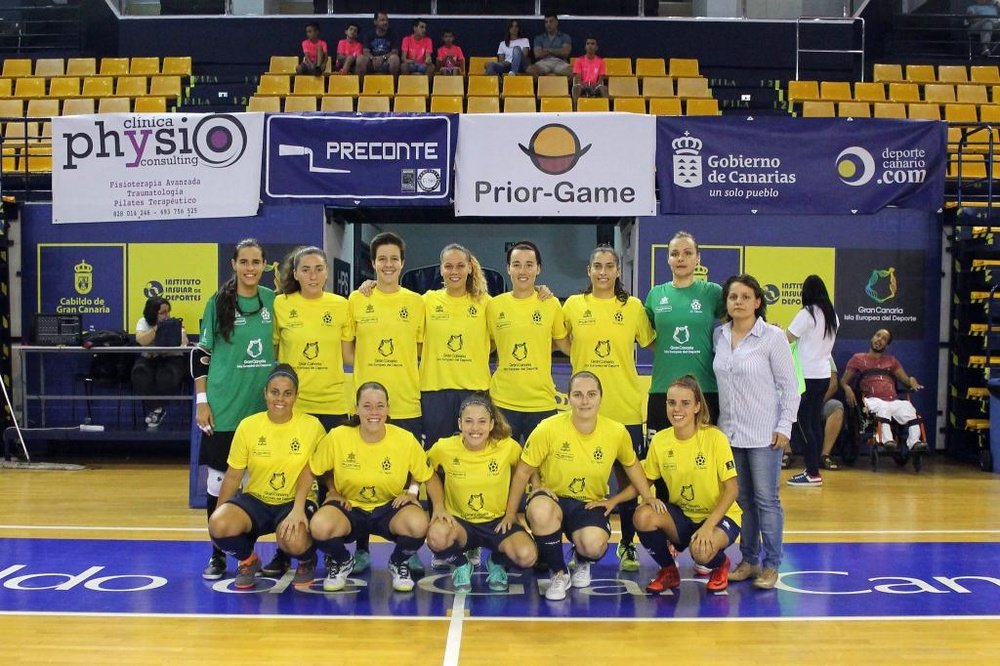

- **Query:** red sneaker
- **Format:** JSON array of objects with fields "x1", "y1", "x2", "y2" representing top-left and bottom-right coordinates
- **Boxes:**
[
  {"x1": 235, "y1": 552, "x2": 261, "y2": 590},
  {"x1": 706, "y1": 556, "x2": 731, "y2": 592},
  {"x1": 646, "y1": 564, "x2": 681, "y2": 594}
]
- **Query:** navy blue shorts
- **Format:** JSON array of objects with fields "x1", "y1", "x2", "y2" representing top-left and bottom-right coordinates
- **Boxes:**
[
  {"x1": 666, "y1": 503, "x2": 740, "y2": 551},
  {"x1": 227, "y1": 493, "x2": 317, "y2": 542},
  {"x1": 498, "y1": 407, "x2": 556, "y2": 444},
  {"x1": 456, "y1": 516, "x2": 525, "y2": 552},
  {"x1": 390, "y1": 417, "x2": 424, "y2": 446},
  {"x1": 325, "y1": 499, "x2": 424, "y2": 543},
  {"x1": 421, "y1": 389, "x2": 476, "y2": 450},
  {"x1": 527, "y1": 493, "x2": 611, "y2": 538},
  {"x1": 309, "y1": 413, "x2": 349, "y2": 432}
]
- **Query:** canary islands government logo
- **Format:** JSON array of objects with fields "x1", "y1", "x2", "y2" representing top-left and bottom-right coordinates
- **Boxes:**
[
  {"x1": 672, "y1": 132, "x2": 703, "y2": 188},
  {"x1": 866, "y1": 267, "x2": 897, "y2": 303}
]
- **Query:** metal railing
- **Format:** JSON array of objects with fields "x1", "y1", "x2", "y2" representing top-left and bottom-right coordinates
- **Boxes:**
[
  {"x1": 795, "y1": 16, "x2": 865, "y2": 81},
  {"x1": 0, "y1": 1, "x2": 82, "y2": 54},
  {"x1": 120, "y1": 0, "x2": 652, "y2": 17}
]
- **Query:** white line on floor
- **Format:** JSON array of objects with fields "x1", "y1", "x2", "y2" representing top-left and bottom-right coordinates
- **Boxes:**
[{"x1": 442, "y1": 593, "x2": 466, "y2": 666}]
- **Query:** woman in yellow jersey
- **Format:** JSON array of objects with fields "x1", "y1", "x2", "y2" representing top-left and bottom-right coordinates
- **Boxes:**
[
  {"x1": 287, "y1": 382, "x2": 446, "y2": 593},
  {"x1": 501, "y1": 371, "x2": 662, "y2": 601},
  {"x1": 562, "y1": 245, "x2": 656, "y2": 573},
  {"x1": 605, "y1": 375, "x2": 740, "y2": 594},
  {"x1": 208, "y1": 365, "x2": 326, "y2": 590},
  {"x1": 426, "y1": 393, "x2": 537, "y2": 593},
  {"x1": 486, "y1": 240, "x2": 570, "y2": 443},
  {"x1": 420, "y1": 244, "x2": 493, "y2": 448}
]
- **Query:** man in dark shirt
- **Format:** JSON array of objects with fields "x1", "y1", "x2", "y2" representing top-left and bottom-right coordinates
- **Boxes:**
[{"x1": 357, "y1": 11, "x2": 400, "y2": 81}]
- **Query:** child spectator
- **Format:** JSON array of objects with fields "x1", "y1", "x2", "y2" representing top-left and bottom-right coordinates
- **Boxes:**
[
  {"x1": 334, "y1": 22, "x2": 362, "y2": 74},
  {"x1": 572, "y1": 37, "x2": 607, "y2": 103},
  {"x1": 436, "y1": 30, "x2": 465, "y2": 76},
  {"x1": 297, "y1": 22, "x2": 328, "y2": 75},
  {"x1": 401, "y1": 18, "x2": 435, "y2": 76}
]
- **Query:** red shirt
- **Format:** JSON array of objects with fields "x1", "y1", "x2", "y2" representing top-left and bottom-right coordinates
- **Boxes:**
[
  {"x1": 301, "y1": 39, "x2": 328, "y2": 62},
  {"x1": 401, "y1": 35, "x2": 433, "y2": 62},
  {"x1": 337, "y1": 39, "x2": 362, "y2": 58},
  {"x1": 573, "y1": 55, "x2": 605, "y2": 85},
  {"x1": 437, "y1": 44, "x2": 465, "y2": 66},
  {"x1": 846, "y1": 353, "x2": 901, "y2": 401}
]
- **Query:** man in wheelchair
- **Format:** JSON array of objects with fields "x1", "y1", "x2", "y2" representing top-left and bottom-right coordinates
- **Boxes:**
[{"x1": 840, "y1": 328, "x2": 928, "y2": 455}]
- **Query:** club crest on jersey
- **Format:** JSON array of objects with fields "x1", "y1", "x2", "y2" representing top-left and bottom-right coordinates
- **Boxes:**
[
  {"x1": 673, "y1": 326, "x2": 690, "y2": 345},
  {"x1": 593, "y1": 446, "x2": 604, "y2": 462},
  {"x1": 569, "y1": 477, "x2": 586, "y2": 494},
  {"x1": 447, "y1": 334, "x2": 463, "y2": 352},
  {"x1": 512, "y1": 342, "x2": 528, "y2": 361},
  {"x1": 303, "y1": 341, "x2": 319, "y2": 360},
  {"x1": 378, "y1": 339, "x2": 394, "y2": 357},
  {"x1": 260, "y1": 308, "x2": 272, "y2": 323},
  {"x1": 532, "y1": 310, "x2": 542, "y2": 324},
  {"x1": 488, "y1": 458, "x2": 499, "y2": 474},
  {"x1": 247, "y1": 338, "x2": 263, "y2": 358},
  {"x1": 399, "y1": 307, "x2": 409, "y2": 321},
  {"x1": 360, "y1": 485, "x2": 377, "y2": 501},
  {"x1": 614, "y1": 311, "x2": 624, "y2": 324},
  {"x1": 467, "y1": 493, "x2": 485, "y2": 512},
  {"x1": 289, "y1": 438, "x2": 300, "y2": 453},
  {"x1": 690, "y1": 299, "x2": 702, "y2": 312},
  {"x1": 381, "y1": 456, "x2": 392, "y2": 472},
  {"x1": 269, "y1": 472, "x2": 286, "y2": 491},
  {"x1": 594, "y1": 340, "x2": 611, "y2": 358},
  {"x1": 322, "y1": 311, "x2": 333, "y2": 325},
  {"x1": 695, "y1": 451, "x2": 707, "y2": 468},
  {"x1": 467, "y1": 305, "x2": 478, "y2": 317},
  {"x1": 680, "y1": 484, "x2": 694, "y2": 502}
]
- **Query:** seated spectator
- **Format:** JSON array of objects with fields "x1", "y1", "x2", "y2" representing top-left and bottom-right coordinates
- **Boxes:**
[
  {"x1": 401, "y1": 18, "x2": 434, "y2": 76},
  {"x1": 436, "y1": 29, "x2": 465, "y2": 76},
  {"x1": 357, "y1": 11, "x2": 400, "y2": 80},
  {"x1": 527, "y1": 13, "x2": 572, "y2": 77},
  {"x1": 840, "y1": 328, "x2": 927, "y2": 453},
  {"x1": 967, "y1": 0, "x2": 1000, "y2": 57},
  {"x1": 334, "y1": 22, "x2": 362, "y2": 75},
  {"x1": 571, "y1": 37, "x2": 606, "y2": 103},
  {"x1": 132, "y1": 296, "x2": 189, "y2": 429},
  {"x1": 296, "y1": 22, "x2": 328, "y2": 75},
  {"x1": 486, "y1": 19, "x2": 530, "y2": 76}
]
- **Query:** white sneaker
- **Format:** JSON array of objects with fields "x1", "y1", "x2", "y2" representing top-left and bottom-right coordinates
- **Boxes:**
[
  {"x1": 389, "y1": 560, "x2": 415, "y2": 592},
  {"x1": 693, "y1": 563, "x2": 712, "y2": 576},
  {"x1": 545, "y1": 570, "x2": 572, "y2": 600},
  {"x1": 570, "y1": 560, "x2": 591, "y2": 588},
  {"x1": 322, "y1": 556, "x2": 353, "y2": 592}
]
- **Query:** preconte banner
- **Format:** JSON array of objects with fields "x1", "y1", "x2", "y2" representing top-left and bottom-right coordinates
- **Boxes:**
[
  {"x1": 264, "y1": 113, "x2": 456, "y2": 205},
  {"x1": 656, "y1": 117, "x2": 946, "y2": 215},
  {"x1": 455, "y1": 113, "x2": 656, "y2": 217},
  {"x1": 52, "y1": 113, "x2": 264, "y2": 224}
]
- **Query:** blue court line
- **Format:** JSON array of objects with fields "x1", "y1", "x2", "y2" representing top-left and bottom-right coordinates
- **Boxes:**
[{"x1": 1, "y1": 539, "x2": 998, "y2": 620}]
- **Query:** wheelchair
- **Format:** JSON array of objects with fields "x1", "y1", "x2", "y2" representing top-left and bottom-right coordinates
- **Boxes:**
[{"x1": 845, "y1": 392, "x2": 927, "y2": 473}]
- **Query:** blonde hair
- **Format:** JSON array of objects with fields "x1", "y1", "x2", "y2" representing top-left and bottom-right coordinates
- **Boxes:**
[
  {"x1": 441, "y1": 243, "x2": 488, "y2": 300},
  {"x1": 667, "y1": 375, "x2": 711, "y2": 428}
]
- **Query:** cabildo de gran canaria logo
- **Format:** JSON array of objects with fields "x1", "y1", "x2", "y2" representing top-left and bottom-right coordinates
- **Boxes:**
[
  {"x1": 835, "y1": 146, "x2": 928, "y2": 187},
  {"x1": 74, "y1": 259, "x2": 93, "y2": 295},
  {"x1": 61, "y1": 114, "x2": 249, "y2": 170}
]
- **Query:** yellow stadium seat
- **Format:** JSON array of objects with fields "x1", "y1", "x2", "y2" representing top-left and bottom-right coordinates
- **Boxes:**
[
  {"x1": 608, "y1": 76, "x2": 639, "y2": 98},
  {"x1": 956, "y1": 84, "x2": 988, "y2": 105},
  {"x1": 129, "y1": 57, "x2": 160, "y2": 76},
  {"x1": 321, "y1": 96, "x2": 354, "y2": 112},
  {"x1": 980, "y1": 104, "x2": 1000, "y2": 123},
  {"x1": 503, "y1": 97, "x2": 536, "y2": 113},
  {"x1": 393, "y1": 95, "x2": 427, "y2": 112},
  {"x1": 48, "y1": 77, "x2": 80, "y2": 98},
  {"x1": 284, "y1": 96, "x2": 318, "y2": 112},
  {"x1": 328, "y1": 75, "x2": 360, "y2": 97},
  {"x1": 947, "y1": 126, "x2": 995, "y2": 153},
  {"x1": 397, "y1": 75, "x2": 429, "y2": 97},
  {"x1": 502, "y1": 75, "x2": 535, "y2": 98},
  {"x1": 905, "y1": 64, "x2": 936, "y2": 83},
  {"x1": 24, "y1": 145, "x2": 52, "y2": 173},
  {"x1": 873, "y1": 102, "x2": 906, "y2": 119},
  {"x1": 649, "y1": 98, "x2": 682, "y2": 116},
  {"x1": 669, "y1": 58, "x2": 699, "y2": 78},
  {"x1": 873, "y1": 63, "x2": 903, "y2": 82},
  {"x1": 937, "y1": 65, "x2": 968, "y2": 84},
  {"x1": 361, "y1": 75, "x2": 394, "y2": 97},
  {"x1": 34, "y1": 58, "x2": 65, "y2": 77},
  {"x1": 293, "y1": 75, "x2": 324, "y2": 96},
  {"x1": 115, "y1": 77, "x2": 147, "y2": 97},
  {"x1": 161, "y1": 57, "x2": 192, "y2": 76},
  {"x1": 888, "y1": 82, "x2": 921, "y2": 103},
  {"x1": 134, "y1": 96, "x2": 167, "y2": 113},
  {"x1": 82, "y1": 76, "x2": 114, "y2": 98},
  {"x1": 98, "y1": 97, "x2": 131, "y2": 113},
  {"x1": 676, "y1": 77, "x2": 711, "y2": 98},
  {"x1": 537, "y1": 76, "x2": 568, "y2": 97},
  {"x1": 269, "y1": 56, "x2": 299, "y2": 74},
  {"x1": 3, "y1": 118, "x2": 35, "y2": 148},
  {"x1": 923, "y1": 84, "x2": 955, "y2": 104},
  {"x1": 686, "y1": 98, "x2": 720, "y2": 116},
  {"x1": 466, "y1": 76, "x2": 498, "y2": 97},
  {"x1": 540, "y1": 97, "x2": 572, "y2": 112},
  {"x1": 99, "y1": 58, "x2": 129, "y2": 76},
  {"x1": 948, "y1": 153, "x2": 988, "y2": 180},
  {"x1": 820, "y1": 81, "x2": 852, "y2": 101},
  {"x1": 971, "y1": 65, "x2": 1000, "y2": 85},
  {"x1": 0, "y1": 78, "x2": 11, "y2": 97},
  {"x1": 469, "y1": 56, "x2": 495, "y2": 75},
  {"x1": 787, "y1": 80, "x2": 819, "y2": 102},
  {"x1": 465, "y1": 96, "x2": 499, "y2": 113},
  {"x1": 636, "y1": 58, "x2": 666, "y2": 78},
  {"x1": 577, "y1": 97, "x2": 610, "y2": 112},
  {"x1": 62, "y1": 98, "x2": 96, "y2": 115},
  {"x1": 150, "y1": 75, "x2": 182, "y2": 99},
  {"x1": 907, "y1": 103, "x2": 941, "y2": 121},
  {"x1": 853, "y1": 82, "x2": 886, "y2": 102},
  {"x1": 66, "y1": 58, "x2": 97, "y2": 77},
  {"x1": 838, "y1": 101, "x2": 870, "y2": 118},
  {"x1": 614, "y1": 98, "x2": 647, "y2": 114},
  {"x1": 802, "y1": 101, "x2": 835, "y2": 117},
  {"x1": 2, "y1": 59, "x2": 32, "y2": 78},
  {"x1": 433, "y1": 76, "x2": 465, "y2": 97},
  {"x1": 945, "y1": 103, "x2": 978, "y2": 123},
  {"x1": 257, "y1": 74, "x2": 290, "y2": 96},
  {"x1": 357, "y1": 96, "x2": 391, "y2": 112},
  {"x1": 0, "y1": 99, "x2": 24, "y2": 116},
  {"x1": 642, "y1": 77, "x2": 674, "y2": 98},
  {"x1": 604, "y1": 58, "x2": 633, "y2": 76},
  {"x1": 14, "y1": 78, "x2": 46, "y2": 99},
  {"x1": 247, "y1": 96, "x2": 281, "y2": 112},
  {"x1": 429, "y1": 96, "x2": 463, "y2": 113},
  {"x1": 26, "y1": 99, "x2": 59, "y2": 117}
]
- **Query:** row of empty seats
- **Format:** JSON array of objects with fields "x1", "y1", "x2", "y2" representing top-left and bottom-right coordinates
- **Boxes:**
[
  {"x1": 0, "y1": 97, "x2": 169, "y2": 117},
  {"x1": 1, "y1": 57, "x2": 192, "y2": 78},
  {"x1": 247, "y1": 94, "x2": 720, "y2": 115},
  {"x1": 799, "y1": 100, "x2": 1000, "y2": 121},
  {"x1": 789, "y1": 80, "x2": 1000, "y2": 105},
  {"x1": 0, "y1": 75, "x2": 184, "y2": 101},
  {"x1": 873, "y1": 63, "x2": 1000, "y2": 85}
]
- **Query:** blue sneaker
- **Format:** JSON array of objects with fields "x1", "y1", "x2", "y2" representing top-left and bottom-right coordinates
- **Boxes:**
[
  {"x1": 485, "y1": 555, "x2": 508, "y2": 592},
  {"x1": 452, "y1": 561, "x2": 473, "y2": 593},
  {"x1": 351, "y1": 549, "x2": 371, "y2": 574},
  {"x1": 786, "y1": 471, "x2": 822, "y2": 487},
  {"x1": 407, "y1": 553, "x2": 426, "y2": 575}
]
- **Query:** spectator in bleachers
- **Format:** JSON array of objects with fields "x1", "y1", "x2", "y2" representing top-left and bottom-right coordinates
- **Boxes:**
[
  {"x1": 571, "y1": 37, "x2": 607, "y2": 104},
  {"x1": 132, "y1": 295, "x2": 189, "y2": 429},
  {"x1": 967, "y1": 0, "x2": 1000, "y2": 57},
  {"x1": 357, "y1": 11, "x2": 400, "y2": 80},
  {"x1": 527, "y1": 13, "x2": 572, "y2": 77},
  {"x1": 334, "y1": 22, "x2": 362, "y2": 75},
  {"x1": 296, "y1": 22, "x2": 328, "y2": 75},
  {"x1": 401, "y1": 18, "x2": 434, "y2": 76},
  {"x1": 486, "y1": 19, "x2": 530, "y2": 76},
  {"x1": 436, "y1": 30, "x2": 465, "y2": 76}
]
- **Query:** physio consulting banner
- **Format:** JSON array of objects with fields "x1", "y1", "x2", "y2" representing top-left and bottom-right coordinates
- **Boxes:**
[
  {"x1": 52, "y1": 113, "x2": 264, "y2": 224},
  {"x1": 455, "y1": 113, "x2": 656, "y2": 217},
  {"x1": 656, "y1": 117, "x2": 946, "y2": 215}
]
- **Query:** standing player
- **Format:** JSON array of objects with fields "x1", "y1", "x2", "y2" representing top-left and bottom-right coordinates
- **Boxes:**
[
  {"x1": 562, "y1": 245, "x2": 656, "y2": 573},
  {"x1": 195, "y1": 239, "x2": 276, "y2": 580}
]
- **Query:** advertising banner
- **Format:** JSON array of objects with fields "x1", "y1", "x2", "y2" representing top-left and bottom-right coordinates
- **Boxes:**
[
  {"x1": 264, "y1": 113, "x2": 456, "y2": 205},
  {"x1": 656, "y1": 117, "x2": 946, "y2": 215},
  {"x1": 37, "y1": 243, "x2": 127, "y2": 330},
  {"x1": 455, "y1": 113, "x2": 656, "y2": 217},
  {"x1": 52, "y1": 113, "x2": 264, "y2": 224},
  {"x1": 126, "y1": 243, "x2": 220, "y2": 333}
]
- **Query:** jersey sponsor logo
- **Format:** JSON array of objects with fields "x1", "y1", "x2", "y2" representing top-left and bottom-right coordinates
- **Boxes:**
[
  {"x1": 680, "y1": 484, "x2": 694, "y2": 502},
  {"x1": 568, "y1": 477, "x2": 586, "y2": 494},
  {"x1": 672, "y1": 325, "x2": 690, "y2": 345},
  {"x1": 594, "y1": 340, "x2": 611, "y2": 358},
  {"x1": 269, "y1": 472, "x2": 286, "y2": 491},
  {"x1": 725, "y1": 459, "x2": 735, "y2": 471},
  {"x1": 303, "y1": 341, "x2": 319, "y2": 360},
  {"x1": 289, "y1": 309, "x2": 298, "y2": 319},
  {"x1": 659, "y1": 296, "x2": 669, "y2": 305},
  {"x1": 365, "y1": 303, "x2": 375, "y2": 314},
  {"x1": 467, "y1": 493, "x2": 485, "y2": 512},
  {"x1": 359, "y1": 485, "x2": 377, "y2": 501},
  {"x1": 380, "y1": 456, "x2": 392, "y2": 472},
  {"x1": 257, "y1": 435, "x2": 267, "y2": 447},
  {"x1": 247, "y1": 338, "x2": 264, "y2": 358},
  {"x1": 447, "y1": 334, "x2": 463, "y2": 352},
  {"x1": 377, "y1": 338, "x2": 394, "y2": 357},
  {"x1": 435, "y1": 304, "x2": 445, "y2": 313},
  {"x1": 343, "y1": 452, "x2": 360, "y2": 470},
  {"x1": 512, "y1": 342, "x2": 528, "y2": 361}
]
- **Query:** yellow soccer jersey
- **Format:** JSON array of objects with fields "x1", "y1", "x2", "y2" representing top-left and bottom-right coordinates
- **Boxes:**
[
  {"x1": 420, "y1": 290, "x2": 492, "y2": 391},
  {"x1": 428, "y1": 434, "x2": 522, "y2": 523},
  {"x1": 643, "y1": 426, "x2": 741, "y2": 525},
  {"x1": 521, "y1": 412, "x2": 636, "y2": 502},
  {"x1": 347, "y1": 288, "x2": 425, "y2": 419},
  {"x1": 487, "y1": 292, "x2": 569, "y2": 412},
  {"x1": 310, "y1": 424, "x2": 433, "y2": 511},
  {"x1": 563, "y1": 294, "x2": 655, "y2": 425},
  {"x1": 274, "y1": 291, "x2": 351, "y2": 415},
  {"x1": 227, "y1": 411, "x2": 325, "y2": 505}
]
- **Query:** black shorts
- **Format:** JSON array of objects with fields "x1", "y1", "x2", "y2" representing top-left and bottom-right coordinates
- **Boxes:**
[
  {"x1": 498, "y1": 407, "x2": 556, "y2": 444},
  {"x1": 457, "y1": 516, "x2": 525, "y2": 552},
  {"x1": 527, "y1": 493, "x2": 610, "y2": 538},
  {"x1": 325, "y1": 499, "x2": 424, "y2": 543},
  {"x1": 309, "y1": 413, "x2": 349, "y2": 432},
  {"x1": 666, "y1": 503, "x2": 740, "y2": 551},
  {"x1": 228, "y1": 493, "x2": 317, "y2": 542},
  {"x1": 199, "y1": 430, "x2": 235, "y2": 471}
]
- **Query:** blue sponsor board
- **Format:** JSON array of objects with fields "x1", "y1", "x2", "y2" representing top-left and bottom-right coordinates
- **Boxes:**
[
  {"x1": 264, "y1": 113, "x2": 456, "y2": 206},
  {"x1": 2, "y1": 539, "x2": 997, "y2": 619},
  {"x1": 656, "y1": 117, "x2": 946, "y2": 215},
  {"x1": 37, "y1": 244, "x2": 127, "y2": 330}
]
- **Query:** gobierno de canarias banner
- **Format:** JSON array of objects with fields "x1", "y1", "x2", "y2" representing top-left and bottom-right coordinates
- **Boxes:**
[
  {"x1": 656, "y1": 117, "x2": 946, "y2": 215},
  {"x1": 52, "y1": 113, "x2": 264, "y2": 224},
  {"x1": 454, "y1": 112, "x2": 656, "y2": 217}
]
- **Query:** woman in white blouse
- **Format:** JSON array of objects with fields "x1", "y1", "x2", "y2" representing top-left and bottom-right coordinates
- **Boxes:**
[{"x1": 485, "y1": 19, "x2": 530, "y2": 75}]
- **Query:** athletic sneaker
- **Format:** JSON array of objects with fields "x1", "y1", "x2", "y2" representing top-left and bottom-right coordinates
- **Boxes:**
[
  {"x1": 202, "y1": 554, "x2": 226, "y2": 580},
  {"x1": 145, "y1": 407, "x2": 166, "y2": 428},
  {"x1": 407, "y1": 553, "x2": 426, "y2": 576},
  {"x1": 911, "y1": 441, "x2": 929, "y2": 453},
  {"x1": 389, "y1": 559, "x2": 415, "y2": 592},
  {"x1": 728, "y1": 561, "x2": 761, "y2": 582},
  {"x1": 466, "y1": 547, "x2": 482, "y2": 568},
  {"x1": 617, "y1": 541, "x2": 640, "y2": 572},
  {"x1": 323, "y1": 556, "x2": 354, "y2": 592},
  {"x1": 706, "y1": 556, "x2": 731, "y2": 592},
  {"x1": 820, "y1": 455, "x2": 839, "y2": 470},
  {"x1": 693, "y1": 563, "x2": 712, "y2": 576},
  {"x1": 235, "y1": 552, "x2": 261, "y2": 590},
  {"x1": 451, "y1": 561, "x2": 473, "y2": 593},
  {"x1": 261, "y1": 550, "x2": 291, "y2": 577},
  {"x1": 292, "y1": 557, "x2": 316, "y2": 587},
  {"x1": 352, "y1": 549, "x2": 371, "y2": 574},
  {"x1": 753, "y1": 567, "x2": 779, "y2": 590},
  {"x1": 431, "y1": 555, "x2": 451, "y2": 571},
  {"x1": 787, "y1": 471, "x2": 823, "y2": 487},
  {"x1": 570, "y1": 560, "x2": 591, "y2": 588},
  {"x1": 646, "y1": 564, "x2": 681, "y2": 593},
  {"x1": 485, "y1": 556, "x2": 508, "y2": 592},
  {"x1": 544, "y1": 570, "x2": 572, "y2": 601},
  {"x1": 881, "y1": 440, "x2": 898, "y2": 452}
]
